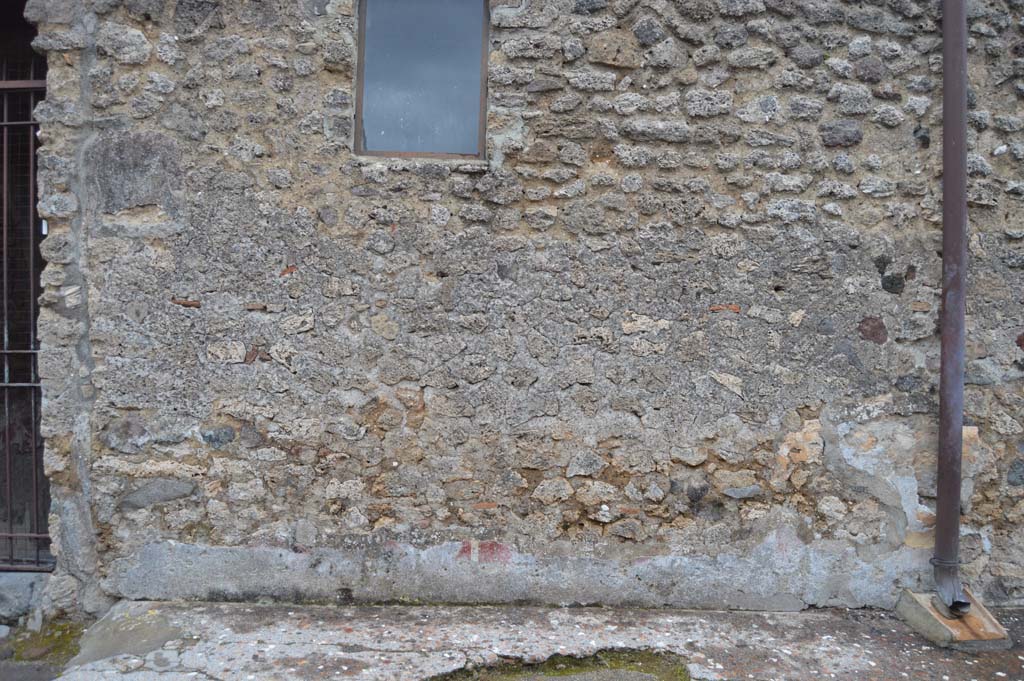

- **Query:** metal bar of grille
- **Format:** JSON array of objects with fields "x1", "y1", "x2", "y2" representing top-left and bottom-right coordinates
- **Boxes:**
[
  {"x1": 3, "y1": 88, "x2": 12, "y2": 567},
  {"x1": 0, "y1": 80, "x2": 46, "y2": 91},
  {"x1": 28, "y1": 88, "x2": 38, "y2": 566},
  {"x1": 0, "y1": 11, "x2": 52, "y2": 570}
]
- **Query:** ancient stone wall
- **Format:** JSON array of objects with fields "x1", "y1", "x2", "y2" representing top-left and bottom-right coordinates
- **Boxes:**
[{"x1": 24, "y1": 0, "x2": 1024, "y2": 617}]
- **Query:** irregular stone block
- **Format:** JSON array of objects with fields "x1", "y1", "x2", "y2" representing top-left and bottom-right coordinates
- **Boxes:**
[
  {"x1": 120, "y1": 479, "x2": 196, "y2": 511},
  {"x1": 206, "y1": 340, "x2": 246, "y2": 363},
  {"x1": 102, "y1": 417, "x2": 150, "y2": 455},
  {"x1": 788, "y1": 44, "x2": 824, "y2": 68},
  {"x1": 87, "y1": 132, "x2": 181, "y2": 214},
  {"x1": 126, "y1": 0, "x2": 168, "y2": 22},
  {"x1": 96, "y1": 22, "x2": 152, "y2": 64},
  {"x1": 718, "y1": 0, "x2": 765, "y2": 16},
  {"x1": 174, "y1": 0, "x2": 224, "y2": 34},
  {"x1": 32, "y1": 29, "x2": 86, "y2": 52},
  {"x1": 567, "y1": 69, "x2": 617, "y2": 91},
  {"x1": 587, "y1": 30, "x2": 641, "y2": 68},
  {"x1": 24, "y1": 0, "x2": 81, "y2": 24},
  {"x1": 573, "y1": 0, "x2": 607, "y2": 13},
  {"x1": 0, "y1": 573, "x2": 48, "y2": 622},
  {"x1": 532, "y1": 478, "x2": 574, "y2": 504},
  {"x1": 632, "y1": 17, "x2": 667, "y2": 47},
  {"x1": 502, "y1": 35, "x2": 560, "y2": 60},
  {"x1": 323, "y1": 36, "x2": 354, "y2": 74},
  {"x1": 723, "y1": 484, "x2": 763, "y2": 499},
  {"x1": 819, "y1": 119, "x2": 863, "y2": 147},
  {"x1": 621, "y1": 118, "x2": 690, "y2": 143},
  {"x1": 727, "y1": 46, "x2": 777, "y2": 69},
  {"x1": 685, "y1": 89, "x2": 733, "y2": 117}
]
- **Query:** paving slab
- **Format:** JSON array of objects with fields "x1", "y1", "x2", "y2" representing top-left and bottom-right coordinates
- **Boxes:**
[
  {"x1": 56, "y1": 602, "x2": 1023, "y2": 680},
  {"x1": 0, "y1": 660, "x2": 62, "y2": 681}
]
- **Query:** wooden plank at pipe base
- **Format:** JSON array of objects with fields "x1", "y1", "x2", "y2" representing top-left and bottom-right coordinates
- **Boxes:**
[{"x1": 896, "y1": 588, "x2": 1012, "y2": 651}]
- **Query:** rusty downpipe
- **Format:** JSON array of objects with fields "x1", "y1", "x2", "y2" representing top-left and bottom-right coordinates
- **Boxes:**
[{"x1": 933, "y1": 0, "x2": 970, "y2": 618}]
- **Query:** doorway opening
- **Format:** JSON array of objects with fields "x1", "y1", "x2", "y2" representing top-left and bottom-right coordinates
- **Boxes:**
[{"x1": 0, "y1": 0, "x2": 52, "y2": 571}]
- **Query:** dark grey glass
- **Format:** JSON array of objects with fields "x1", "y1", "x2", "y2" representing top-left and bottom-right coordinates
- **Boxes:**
[{"x1": 358, "y1": 0, "x2": 486, "y2": 157}]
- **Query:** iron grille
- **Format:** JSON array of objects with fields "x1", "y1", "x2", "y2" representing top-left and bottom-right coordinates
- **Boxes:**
[{"x1": 0, "y1": 21, "x2": 51, "y2": 571}]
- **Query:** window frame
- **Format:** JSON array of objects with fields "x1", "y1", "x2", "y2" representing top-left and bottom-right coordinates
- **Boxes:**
[{"x1": 353, "y1": 0, "x2": 490, "y2": 160}]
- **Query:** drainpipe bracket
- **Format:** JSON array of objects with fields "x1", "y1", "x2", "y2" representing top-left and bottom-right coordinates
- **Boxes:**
[{"x1": 896, "y1": 588, "x2": 1011, "y2": 652}]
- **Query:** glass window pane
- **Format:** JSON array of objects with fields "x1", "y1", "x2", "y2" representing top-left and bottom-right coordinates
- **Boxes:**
[{"x1": 359, "y1": 0, "x2": 486, "y2": 156}]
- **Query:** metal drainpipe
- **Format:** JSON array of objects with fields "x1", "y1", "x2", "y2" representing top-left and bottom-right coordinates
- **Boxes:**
[{"x1": 933, "y1": 0, "x2": 971, "y2": 618}]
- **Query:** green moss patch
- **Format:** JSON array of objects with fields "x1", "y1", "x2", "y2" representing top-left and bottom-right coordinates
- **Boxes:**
[
  {"x1": 10, "y1": 620, "x2": 86, "y2": 666},
  {"x1": 432, "y1": 650, "x2": 690, "y2": 680}
]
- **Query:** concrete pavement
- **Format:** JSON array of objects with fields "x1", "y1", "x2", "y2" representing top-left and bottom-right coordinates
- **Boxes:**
[{"x1": 53, "y1": 602, "x2": 1024, "y2": 680}]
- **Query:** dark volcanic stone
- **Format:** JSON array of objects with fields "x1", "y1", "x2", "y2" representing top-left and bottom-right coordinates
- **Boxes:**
[
  {"x1": 715, "y1": 24, "x2": 749, "y2": 49},
  {"x1": 574, "y1": 0, "x2": 608, "y2": 13},
  {"x1": 914, "y1": 126, "x2": 931, "y2": 148},
  {"x1": 1007, "y1": 459, "x2": 1024, "y2": 486},
  {"x1": 819, "y1": 120, "x2": 863, "y2": 147},
  {"x1": 854, "y1": 55, "x2": 886, "y2": 83},
  {"x1": 881, "y1": 273, "x2": 906, "y2": 294},
  {"x1": 202, "y1": 426, "x2": 236, "y2": 449},
  {"x1": 788, "y1": 44, "x2": 824, "y2": 68},
  {"x1": 633, "y1": 17, "x2": 668, "y2": 47},
  {"x1": 858, "y1": 317, "x2": 888, "y2": 344},
  {"x1": 174, "y1": 0, "x2": 223, "y2": 34}
]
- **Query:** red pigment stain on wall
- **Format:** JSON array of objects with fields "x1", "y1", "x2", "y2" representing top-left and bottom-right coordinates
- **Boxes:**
[{"x1": 456, "y1": 541, "x2": 512, "y2": 563}]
